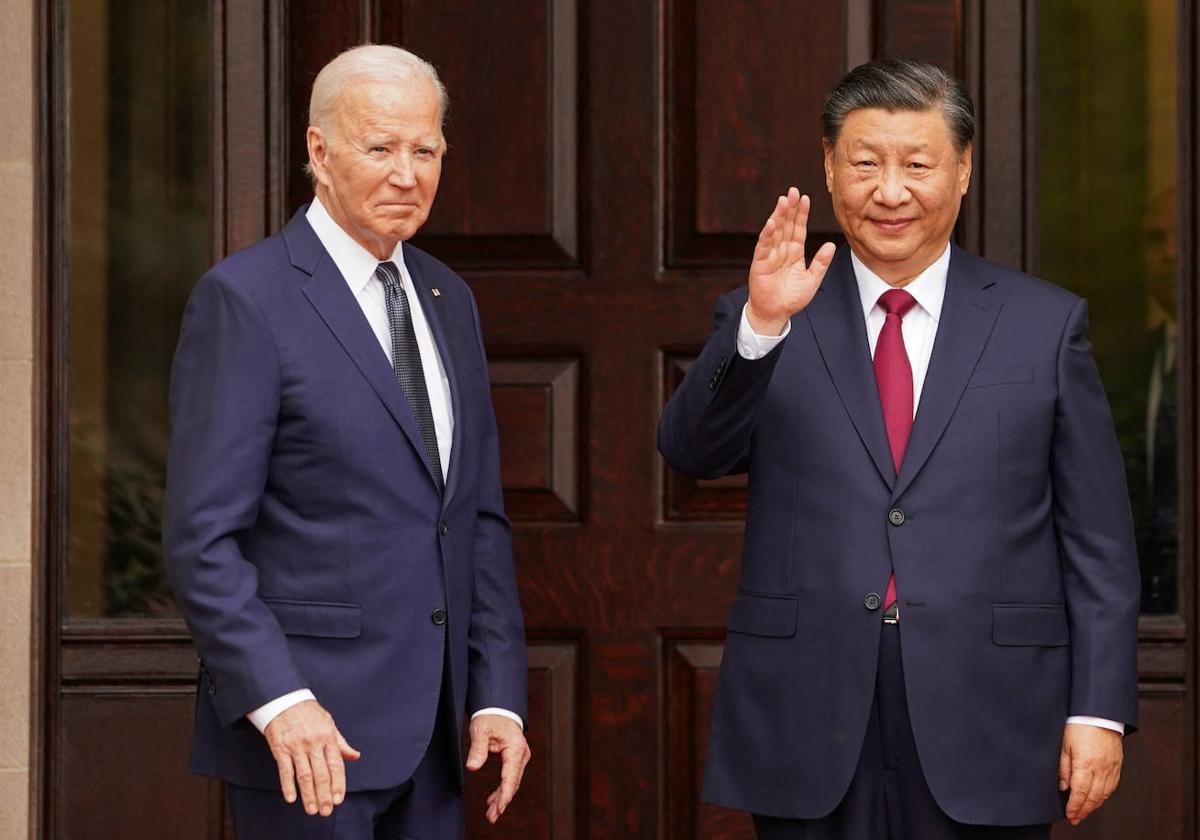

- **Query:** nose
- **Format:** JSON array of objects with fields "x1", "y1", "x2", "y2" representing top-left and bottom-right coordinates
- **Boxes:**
[
  {"x1": 873, "y1": 164, "x2": 910, "y2": 207},
  {"x1": 388, "y1": 151, "x2": 417, "y2": 188}
]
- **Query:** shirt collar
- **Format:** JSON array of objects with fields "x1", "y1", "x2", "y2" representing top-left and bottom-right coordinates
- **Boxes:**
[
  {"x1": 850, "y1": 243, "x2": 950, "y2": 323},
  {"x1": 306, "y1": 196, "x2": 408, "y2": 295}
]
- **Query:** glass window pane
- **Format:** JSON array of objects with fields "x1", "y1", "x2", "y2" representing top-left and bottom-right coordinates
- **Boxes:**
[
  {"x1": 1035, "y1": 0, "x2": 1178, "y2": 613},
  {"x1": 67, "y1": 0, "x2": 211, "y2": 617}
]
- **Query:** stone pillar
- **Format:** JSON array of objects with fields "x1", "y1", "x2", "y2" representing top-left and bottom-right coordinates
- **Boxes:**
[{"x1": 0, "y1": 0, "x2": 37, "y2": 836}]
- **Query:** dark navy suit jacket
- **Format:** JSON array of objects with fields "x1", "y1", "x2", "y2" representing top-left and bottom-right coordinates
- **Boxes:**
[
  {"x1": 658, "y1": 245, "x2": 1139, "y2": 825},
  {"x1": 164, "y1": 209, "x2": 527, "y2": 792}
]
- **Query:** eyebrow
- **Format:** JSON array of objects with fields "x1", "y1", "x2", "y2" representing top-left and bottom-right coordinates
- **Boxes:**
[{"x1": 359, "y1": 133, "x2": 444, "y2": 149}]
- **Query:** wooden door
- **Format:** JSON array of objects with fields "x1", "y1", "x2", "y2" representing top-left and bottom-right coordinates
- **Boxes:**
[{"x1": 42, "y1": 2, "x2": 1196, "y2": 838}]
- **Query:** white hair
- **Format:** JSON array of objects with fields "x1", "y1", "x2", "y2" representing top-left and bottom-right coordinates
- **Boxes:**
[{"x1": 304, "y1": 44, "x2": 449, "y2": 179}]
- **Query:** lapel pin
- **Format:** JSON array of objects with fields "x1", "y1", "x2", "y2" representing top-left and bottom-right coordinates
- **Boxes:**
[{"x1": 432, "y1": 288, "x2": 441, "y2": 297}]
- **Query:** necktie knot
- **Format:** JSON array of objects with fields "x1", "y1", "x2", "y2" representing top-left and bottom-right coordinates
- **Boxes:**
[
  {"x1": 376, "y1": 261, "x2": 401, "y2": 293},
  {"x1": 878, "y1": 288, "x2": 917, "y2": 319}
]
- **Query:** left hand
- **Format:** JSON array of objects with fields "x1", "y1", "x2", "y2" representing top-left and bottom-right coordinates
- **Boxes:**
[
  {"x1": 466, "y1": 714, "x2": 532, "y2": 824},
  {"x1": 1059, "y1": 723, "x2": 1124, "y2": 825}
]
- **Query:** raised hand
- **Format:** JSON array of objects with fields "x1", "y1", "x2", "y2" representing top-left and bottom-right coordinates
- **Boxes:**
[{"x1": 746, "y1": 187, "x2": 836, "y2": 336}]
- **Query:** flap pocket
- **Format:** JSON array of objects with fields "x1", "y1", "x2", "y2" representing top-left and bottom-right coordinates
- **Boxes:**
[
  {"x1": 967, "y1": 364, "x2": 1034, "y2": 389},
  {"x1": 727, "y1": 592, "x2": 799, "y2": 638},
  {"x1": 992, "y1": 603, "x2": 1068, "y2": 646},
  {"x1": 262, "y1": 598, "x2": 363, "y2": 639}
]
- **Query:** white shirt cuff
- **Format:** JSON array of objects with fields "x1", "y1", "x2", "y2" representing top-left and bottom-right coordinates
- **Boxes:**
[
  {"x1": 247, "y1": 689, "x2": 315, "y2": 733},
  {"x1": 1066, "y1": 715, "x2": 1125, "y2": 735},
  {"x1": 736, "y1": 304, "x2": 791, "y2": 359},
  {"x1": 471, "y1": 707, "x2": 525, "y2": 730}
]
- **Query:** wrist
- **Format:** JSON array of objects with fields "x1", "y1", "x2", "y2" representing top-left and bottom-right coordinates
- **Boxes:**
[{"x1": 745, "y1": 303, "x2": 788, "y2": 337}]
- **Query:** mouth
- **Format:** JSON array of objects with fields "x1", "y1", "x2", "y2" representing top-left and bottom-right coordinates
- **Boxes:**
[{"x1": 869, "y1": 218, "x2": 916, "y2": 233}]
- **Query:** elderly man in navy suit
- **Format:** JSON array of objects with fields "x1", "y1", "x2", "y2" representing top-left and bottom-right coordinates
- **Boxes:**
[
  {"x1": 659, "y1": 59, "x2": 1139, "y2": 839},
  {"x1": 164, "y1": 44, "x2": 529, "y2": 838}
]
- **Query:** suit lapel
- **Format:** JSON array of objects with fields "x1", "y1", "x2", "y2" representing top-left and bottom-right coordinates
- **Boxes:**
[
  {"x1": 892, "y1": 246, "x2": 1002, "y2": 499},
  {"x1": 404, "y1": 244, "x2": 466, "y2": 508},
  {"x1": 285, "y1": 211, "x2": 442, "y2": 494},
  {"x1": 806, "y1": 248, "x2": 897, "y2": 490}
]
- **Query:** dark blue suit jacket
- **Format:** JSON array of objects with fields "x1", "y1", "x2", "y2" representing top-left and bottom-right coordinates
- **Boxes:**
[
  {"x1": 164, "y1": 209, "x2": 527, "y2": 792},
  {"x1": 658, "y1": 245, "x2": 1139, "y2": 825}
]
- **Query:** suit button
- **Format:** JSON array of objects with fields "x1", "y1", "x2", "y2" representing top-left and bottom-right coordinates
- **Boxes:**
[
  {"x1": 888, "y1": 508, "x2": 905, "y2": 526},
  {"x1": 439, "y1": 522, "x2": 448, "y2": 536},
  {"x1": 864, "y1": 593, "x2": 882, "y2": 611},
  {"x1": 431, "y1": 608, "x2": 448, "y2": 626},
  {"x1": 207, "y1": 680, "x2": 217, "y2": 696}
]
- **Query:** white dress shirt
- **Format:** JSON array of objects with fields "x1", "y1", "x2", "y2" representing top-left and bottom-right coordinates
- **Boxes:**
[
  {"x1": 735, "y1": 243, "x2": 1124, "y2": 736},
  {"x1": 246, "y1": 198, "x2": 522, "y2": 733}
]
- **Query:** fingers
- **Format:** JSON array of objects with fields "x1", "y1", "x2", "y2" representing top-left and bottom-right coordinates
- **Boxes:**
[
  {"x1": 791, "y1": 192, "x2": 810, "y2": 255},
  {"x1": 1068, "y1": 765, "x2": 1120, "y2": 825},
  {"x1": 754, "y1": 189, "x2": 818, "y2": 279},
  {"x1": 1064, "y1": 764, "x2": 1091, "y2": 822},
  {"x1": 292, "y1": 751, "x2": 319, "y2": 816},
  {"x1": 264, "y1": 700, "x2": 356, "y2": 817},
  {"x1": 310, "y1": 749, "x2": 336, "y2": 816},
  {"x1": 1060, "y1": 724, "x2": 1124, "y2": 825},
  {"x1": 325, "y1": 743, "x2": 346, "y2": 807},
  {"x1": 277, "y1": 752, "x2": 298, "y2": 804},
  {"x1": 465, "y1": 726, "x2": 491, "y2": 771},
  {"x1": 337, "y1": 731, "x2": 362, "y2": 762},
  {"x1": 752, "y1": 218, "x2": 777, "y2": 267},
  {"x1": 753, "y1": 197, "x2": 787, "y2": 271},
  {"x1": 808, "y1": 241, "x2": 836, "y2": 284},
  {"x1": 779, "y1": 188, "x2": 800, "y2": 255},
  {"x1": 487, "y1": 742, "x2": 532, "y2": 824},
  {"x1": 468, "y1": 717, "x2": 532, "y2": 824}
]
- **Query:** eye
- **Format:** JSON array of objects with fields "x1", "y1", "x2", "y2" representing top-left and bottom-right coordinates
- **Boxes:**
[
  {"x1": 415, "y1": 147, "x2": 438, "y2": 158},
  {"x1": 855, "y1": 159, "x2": 877, "y2": 168},
  {"x1": 907, "y1": 161, "x2": 929, "y2": 170},
  {"x1": 370, "y1": 146, "x2": 389, "y2": 154}
]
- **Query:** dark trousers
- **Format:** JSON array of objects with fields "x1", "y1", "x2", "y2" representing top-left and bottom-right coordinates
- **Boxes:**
[
  {"x1": 754, "y1": 626, "x2": 1051, "y2": 840},
  {"x1": 229, "y1": 658, "x2": 464, "y2": 839}
]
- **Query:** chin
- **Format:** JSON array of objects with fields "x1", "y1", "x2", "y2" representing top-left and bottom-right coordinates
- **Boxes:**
[{"x1": 860, "y1": 242, "x2": 915, "y2": 263}]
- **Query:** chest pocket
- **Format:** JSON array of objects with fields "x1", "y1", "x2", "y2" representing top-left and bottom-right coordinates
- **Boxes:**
[{"x1": 967, "y1": 363, "x2": 1034, "y2": 389}]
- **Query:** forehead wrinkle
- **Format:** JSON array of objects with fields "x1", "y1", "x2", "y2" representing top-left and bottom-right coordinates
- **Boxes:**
[
  {"x1": 845, "y1": 136, "x2": 935, "y2": 155},
  {"x1": 334, "y1": 102, "x2": 444, "y2": 151}
]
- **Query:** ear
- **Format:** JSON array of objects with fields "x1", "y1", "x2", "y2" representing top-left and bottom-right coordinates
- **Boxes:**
[
  {"x1": 823, "y1": 139, "x2": 835, "y2": 193},
  {"x1": 306, "y1": 126, "x2": 332, "y2": 187},
  {"x1": 957, "y1": 142, "x2": 973, "y2": 196}
]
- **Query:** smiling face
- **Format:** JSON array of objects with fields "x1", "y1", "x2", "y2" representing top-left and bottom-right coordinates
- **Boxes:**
[
  {"x1": 306, "y1": 76, "x2": 445, "y2": 259},
  {"x1": 824, "y1": 106, "x2": 972, "y2": 286}
]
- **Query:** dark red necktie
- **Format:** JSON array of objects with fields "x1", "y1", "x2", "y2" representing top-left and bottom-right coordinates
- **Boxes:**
[{"x1": 874, "y1": 288, "x2": 918, "y2": 610}]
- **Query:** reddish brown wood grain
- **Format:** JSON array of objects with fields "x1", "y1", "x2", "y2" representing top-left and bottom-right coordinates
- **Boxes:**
[
  {"x1": 490, "y1": 357, "x2": 582, "y2": 521},
  {"x1": 373, "y1": 0, "x2": 582, "y2": 268},
  {"x1": 665, "y1": 0, "x2": 852, "y2": 267}
]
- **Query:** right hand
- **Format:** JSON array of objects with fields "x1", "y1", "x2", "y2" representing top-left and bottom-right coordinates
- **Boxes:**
[
  {"x1": 746, "y1": 187, "x2": 836, "y2": 336},
  {"x1": 264, "y1": 699, "x2": 361, "y2": 817}
]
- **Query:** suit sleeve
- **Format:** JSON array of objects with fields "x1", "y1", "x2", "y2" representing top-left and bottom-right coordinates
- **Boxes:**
[
  {"x1": 657, "y1": 290, "x2": 787, "y2": 480},
  {"x1": 163, "y1": 270, "x2": 307, "y2": 727},
  {"x1": 1051, "y1": 298, "x2": 1141, "y2": 730},
  {"x1": 463, "y1": 291, "x2": 529, "y2": 722}
]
